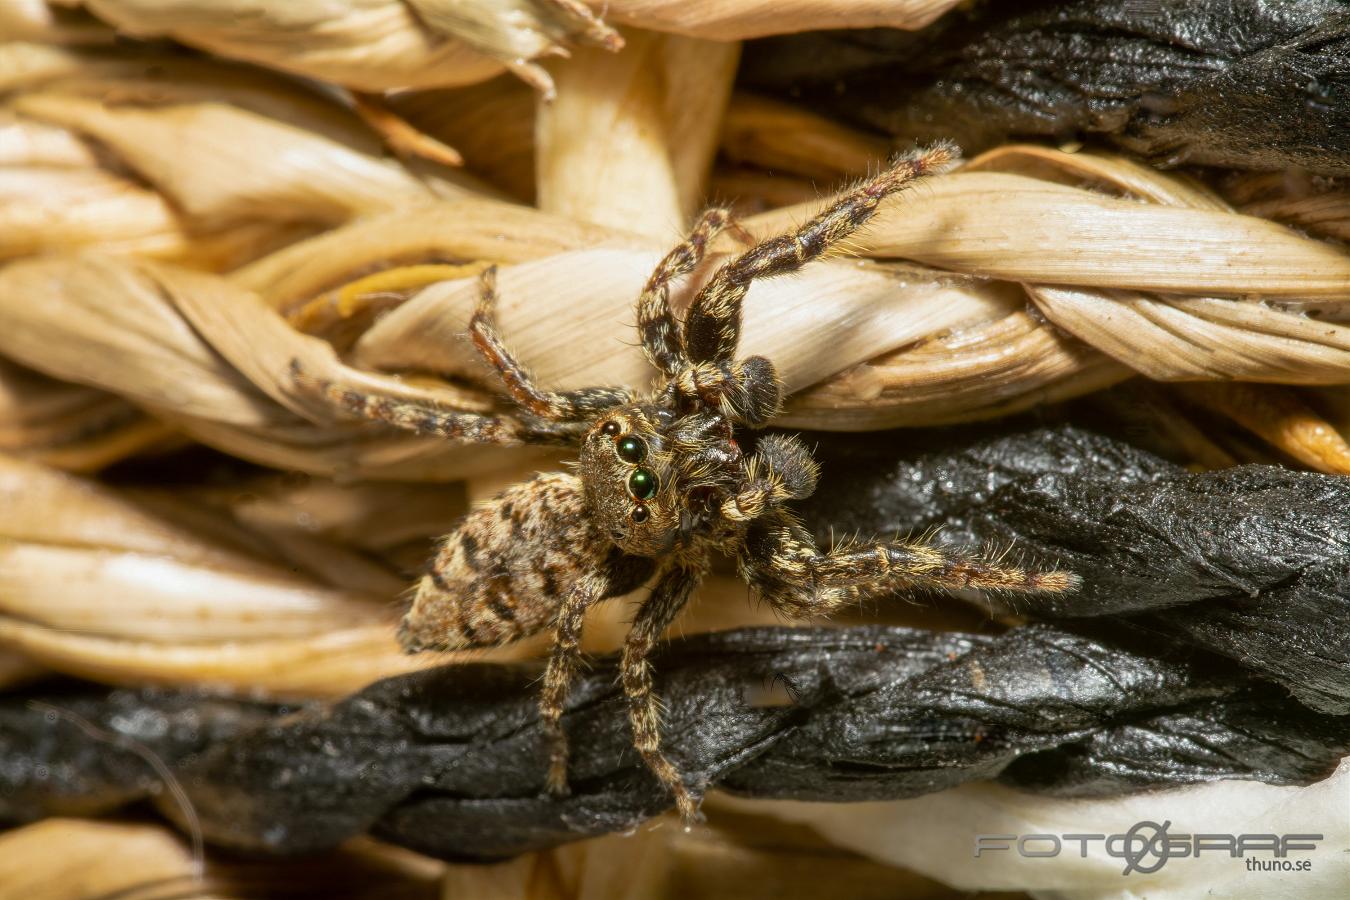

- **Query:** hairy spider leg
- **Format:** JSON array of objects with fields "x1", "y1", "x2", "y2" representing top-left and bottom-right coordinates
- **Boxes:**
[
  {"x1": 289, "y1": 359, "x2": 526, "y2": 444},
  {"x1": 683, "y1": 143, "x2": 959, "y2": 366},
  {"x1": 471, "y1": 266, "x2": 632, "y2": 421},
  {"x1": 739, "y1": 518, "x2": 1081, "y2": 620},
  {"x1": 620, "y1": 564, "x2": 704, "y2": 824},
  {"x1": 635, "y1": 207, "x2": 740, "y2": 377},
  {"x1": 540, "y1": 571, "x2": 610, "y2": 794}
]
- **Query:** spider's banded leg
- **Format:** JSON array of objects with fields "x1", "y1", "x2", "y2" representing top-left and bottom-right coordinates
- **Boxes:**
[
  {"x1": 637, "y1": 208, "x2": 740, "y2": 377},
  {"x1": 622, "y1": 565, "x2": 703, "y2": 825},
  {"x1": 740, "y1": 519, "x2": 1079, "y2": 619},
  {"x1": 683, "y1": 143, "x2": 958, "y2": 365},
  {"x1": 291, "y1": 359, "x2": 524, "y2": 444},
  {"x1": 541, "y1": 572, "x2": 608, "y2": 795},
  {"x1": 471, "y1": 266, "x2": 632, "y2": 421}
]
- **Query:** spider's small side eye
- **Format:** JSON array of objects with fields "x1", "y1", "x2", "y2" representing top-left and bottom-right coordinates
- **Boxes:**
[
  {"x1": 631, "y1": 505, "x2": 650, "y2": 524},
  {"x1": 628, "y1": 468, "x2": 658, "y2": 500},
  {"x1": 615, "y1": 435, "x2": 647, "y2": 464},
  {"x1": 601, "y1": 421, "x2": 621, "y2": 437}
]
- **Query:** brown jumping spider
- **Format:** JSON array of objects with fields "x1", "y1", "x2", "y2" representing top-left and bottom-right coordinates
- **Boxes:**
[{"x1": 299, "y1": 144, "x2": 1078, "y2": 824}]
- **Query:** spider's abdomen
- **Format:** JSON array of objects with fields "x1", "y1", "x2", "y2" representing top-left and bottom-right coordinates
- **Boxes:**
[{"x1": 398, "y1": 472, "x2": 651, "y2": 652}]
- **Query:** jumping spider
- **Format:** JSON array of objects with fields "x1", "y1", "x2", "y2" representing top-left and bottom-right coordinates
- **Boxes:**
[{"x1": 299, "y1": 144, "x2": 1078, "y2": 824}]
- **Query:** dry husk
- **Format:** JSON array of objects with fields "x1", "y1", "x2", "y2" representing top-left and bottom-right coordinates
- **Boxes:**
[
  {"x1": 0, "y1": 451, "x2": 430, "y2": 695},
  {"x1": 0, "y1": 811, "x2": 978, "y2": 900},
  {"x1": 0, "y1": 818, "x2": 445, "y2": 900},
  {"x1": 0, "y1": 43, "x2": 493, "y2": 268},
  {"x1": 0, "y1": 144, "x2": 1346, "y2": 472},
  {"x1": 3, "y1": 13, "x2": 1350, "y2": 898},
  {"x1": 0, "y1": 1, "x2": 113, "y2": 45},
  {"x1": 536, "y1": 30, "x2": 740, "y2": 233},
  {"x1": 20, "y1": 1, "x2": 964, "y2": 99},
  {"x1": 74, "y1": 0, "x2": 623, "y2": 98}
]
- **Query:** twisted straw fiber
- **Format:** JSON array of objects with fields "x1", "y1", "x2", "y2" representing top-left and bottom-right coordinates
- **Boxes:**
[
  {"x1": 4, "y1": 11, "x2": 1350, "y2": 897},
  {"x1": 2, "y1": 144, "x2": 1347, "y2": 463},
  {"x1": 16, "y1": 1, "x2": 963, "y2": 95},
  {"x1": 3, "y1": 23, "x2": 1350, "y2": 702}
]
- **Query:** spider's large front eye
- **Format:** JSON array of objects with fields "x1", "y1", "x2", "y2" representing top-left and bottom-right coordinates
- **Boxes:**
[
  {"x1": 615, "y1": 435, "x2": 647, "y2": 464},
  {"x1": 627, "y1": 468, "x2": 658, "y2": 500}
]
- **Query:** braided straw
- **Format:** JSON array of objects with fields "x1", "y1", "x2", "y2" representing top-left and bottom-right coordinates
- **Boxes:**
[
  {"x1": 3, "y1": 18, "x2": 1350, "y2": 898},
  {"x1": 15, "y1": 1, "x2": 963, "y2": 95},
  {"x1": 2, "y1": 20, "x2": 1350, "y2": 694}
]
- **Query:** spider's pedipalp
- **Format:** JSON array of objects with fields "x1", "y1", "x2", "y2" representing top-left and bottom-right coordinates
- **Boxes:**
[
  {"x1": 668, "y1": 355, "x2": 782, "y2": 428},
  {"x1": 754, "y1": 433, "x2": 820, "y2": 500},
  {"x1": 720, "y1": 434, "x2": 818, "y2": 523},
  {"x1": 683, "y1": 143, "x2": 960, "y2": 366}
]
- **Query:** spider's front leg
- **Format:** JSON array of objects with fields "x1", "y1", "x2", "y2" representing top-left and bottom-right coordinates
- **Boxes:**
[
  {"x1": 540, "y1": 555, "x2": 690, "y2": 796},
  {"x1": 635, "y1": 207, "x2": 744, "y2": 377},
  {"x1": 682, "y1": 143, "x2": 959, "y2": 366},
  {"x1": 291, "y1": 358, "x2": 527, "y2": 444},
  {"x1": 620, "y1": 564, "x2": 704, "y2": 824},
  {"x1": 738, "y1": 516, "x2": 1079, "y2": 620},
  {"x1": 470, "y1": 266, "x2": 632, "y2": 421},
  {"x1": 292, "y1": 264, "x2": 635, "y2": 445}
]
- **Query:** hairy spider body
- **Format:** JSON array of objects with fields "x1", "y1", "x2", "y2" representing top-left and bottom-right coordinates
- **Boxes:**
[
  {"x1": 397, "y1": 472, "x2": 655, "y2": 652},
  {"x1": 299, "y1": 144, "x2": 1079, "y2": 824}
]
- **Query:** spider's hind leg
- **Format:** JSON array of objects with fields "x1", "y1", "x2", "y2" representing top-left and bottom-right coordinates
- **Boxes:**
[
  {"x1": 536, "y1": 548, "x2": 658, "y2": 797},
  {"x1": 621, "y1": 565, "x2": 703, "y2": 825},
  {"x1": 540, "y1": 573, "x2": 607, "y2": 795},
  {"x1": 740, "y1": 516, "x2": 1078, "y2": 620}
]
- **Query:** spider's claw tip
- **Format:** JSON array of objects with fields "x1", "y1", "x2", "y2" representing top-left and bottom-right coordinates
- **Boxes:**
[{"x1": 546, "y1": 760, "x2": 572, "y2": 798}]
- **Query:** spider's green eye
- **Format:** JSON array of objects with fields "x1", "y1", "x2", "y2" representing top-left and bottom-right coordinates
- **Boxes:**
[
  {"x1": 631, "y1": 505, "x2": 650, "y2": 524},
  {"x1": 601, "y1": 421, "x2": 621, "y2": 437},
  {"x1": 628, "y1": 468, "x2": 658, "y2": 500},
  {"x1": 615, "y1": 435, "x2": 647, "y2": 464}
]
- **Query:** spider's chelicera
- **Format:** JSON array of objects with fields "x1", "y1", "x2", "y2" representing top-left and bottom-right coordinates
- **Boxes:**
[{"x1": 298, "y1": 144, "x2": 1079, "y2": 824}]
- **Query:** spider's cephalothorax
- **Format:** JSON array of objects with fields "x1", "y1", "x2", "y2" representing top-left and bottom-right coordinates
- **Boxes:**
[{"x1": 299, "y1": 144, "x2": 1079, "y2": 824}]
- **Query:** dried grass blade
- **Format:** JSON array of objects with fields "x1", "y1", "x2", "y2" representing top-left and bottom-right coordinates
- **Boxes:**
[
  {"x1": 0, "y1": 454, "x2": 394, "y2": 642},
  {"x1": 605, "y1": 0, "x2": 963, "y2": 39},
  {"x1": 0, "y1": 618, "x2": 514, "y2": 697},
  {"x1": 721, "y1": 91, "x2": 890, "y2": 181},
  {"x1": 0, "y1": 253, "x2": 525, "y2": 479},
  {"x1": 352, "y1": 249, "x2": 1018, "y2": 396},
  {"x1": 749, "y1": 171, "x2": 1350, "y2": 297},
  {"x1": 1179, "y1": 383, "x2": 1350, "y2": 475},
  {"x1": 536, "y1": 28, "x2": 739, "y2": 234}
]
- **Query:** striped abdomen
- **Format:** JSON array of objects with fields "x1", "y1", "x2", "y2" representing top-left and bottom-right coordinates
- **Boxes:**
[{"x1": 398, "y1": 472, "x2": 652, "y2": 652}]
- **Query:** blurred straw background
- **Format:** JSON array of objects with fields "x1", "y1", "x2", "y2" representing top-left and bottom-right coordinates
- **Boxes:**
[{"x1": 1, "y1": 0, "x2": 1348, "y2": 897}]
